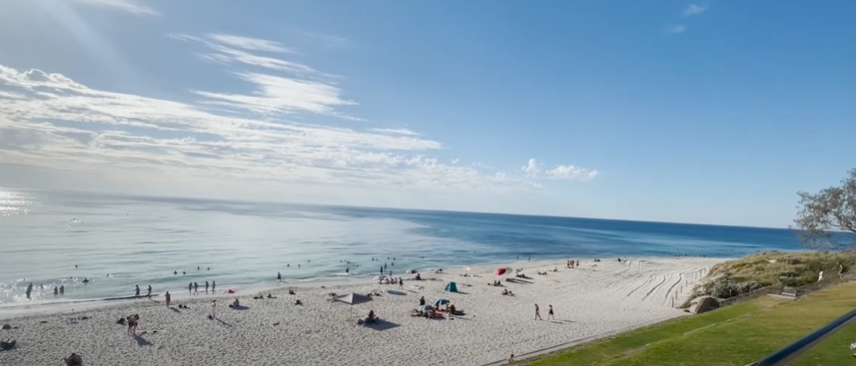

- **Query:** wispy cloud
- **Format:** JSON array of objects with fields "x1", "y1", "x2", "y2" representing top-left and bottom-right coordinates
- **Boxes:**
[
  {"x1": 300, "y1": 32, "x2": 348, "y2": 49},
  {"x1": 667, "y1": 25, "x2": 688, "y2": 35},
  {"x1": 192, "y1": 72, "x2": 356, "y2": 116},
  {"x1": 70, "y1": 0, "x2": 160, "y2": 17},
  {"x1": 0, "y1": 31, "x2": 596, "y2": 195},
  {"x1": 521, "y1": 158, "x2": 597, "y2": 181},
  {"x1": 0, "y1": 64, "x2": 529, "y2": 192},
  {"x1": 684, "y1": 4, "x2": 709, "y2": 17},
  {"x1": 205, "y1": 34, "x2": 294, "y2": 53}
]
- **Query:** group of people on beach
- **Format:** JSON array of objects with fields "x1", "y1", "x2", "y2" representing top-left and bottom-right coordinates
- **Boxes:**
[{"x1": 187, "y1": 280, "x2": 215, "y2": 295}]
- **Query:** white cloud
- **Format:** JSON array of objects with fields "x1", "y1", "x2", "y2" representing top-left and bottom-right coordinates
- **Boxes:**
[
  {"x1": 369, "y1": 128, "x2": 420, "y2": 136},
  {"x1": 667, "y1": 25, "x2": 688, "y2": 35},
  {"x1": 522, "y1": 158, "x2": 541, "y2": 174},
  {"x1": 521, "y1": 158, "x2": 597, "y2": 182},
  {"x1": 0, "y1": 64, "x2": 536, "y2": 193},
  {"x1": 205, "y1": 34, "x2": 294, "y2": 53},
  {"x1": 684, "y1": 4, "x2": 709, "y2": 16},
  {"x1": 70, "y1": 0, "x2": 159, "y2": 17},
  {"x1": 546, "y1": 165, "x2": 599, "y2": 181},
  {"x1": 192, "y1": 72, "x2": 355, "y2": 116}
]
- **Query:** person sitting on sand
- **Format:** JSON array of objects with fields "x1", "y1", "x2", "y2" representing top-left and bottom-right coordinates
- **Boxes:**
[
  {"x1": 449, "y1": 304, "x2": 456, "y2": 315},
  {"x1": 288, "y1": 289, "x2": 295, "y2": 295},
  {"x1": 419, "y1": 296, "x2": 426, "y2": 306},
  {"x1": 231, "y1": 298, "x2": 240, "y2": 308},
  {"x1": 295, "y1": 300, "x2": 302, "y2": 306},
  {"x1": 267, "y1": 294, "x2": 276, "y2": 299},
  {"x1": 367, "y1": 310, "x2": 377, "y2": 323}
]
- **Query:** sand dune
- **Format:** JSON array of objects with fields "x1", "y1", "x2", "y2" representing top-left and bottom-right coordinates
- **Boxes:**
[{"x1": 0, "y1": 257, "x2": 722, "y2": 366}]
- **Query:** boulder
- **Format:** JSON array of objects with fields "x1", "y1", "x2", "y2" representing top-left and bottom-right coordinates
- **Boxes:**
[{"x1": 693, "y1": 296, "x2": 720, "y2": 314}]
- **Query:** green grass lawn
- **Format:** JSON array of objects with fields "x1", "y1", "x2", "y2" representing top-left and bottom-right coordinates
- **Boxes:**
[{"x1": 521, "y1": 282, "x2": 856, "y2": 366}]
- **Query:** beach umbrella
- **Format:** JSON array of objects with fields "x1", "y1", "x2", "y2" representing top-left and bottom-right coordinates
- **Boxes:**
[
  {"x1": 495, "y1": 268, "x2": 507, "y2": 276},
  {"x1": 406, "y1": 269, "x2": 417, "y2": 274},
  {"x1": 436, "y1": 299, "x2": 450, "y2": 305}
]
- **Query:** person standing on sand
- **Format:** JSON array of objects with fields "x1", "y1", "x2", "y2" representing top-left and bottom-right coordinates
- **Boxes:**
[
  {"x1": 188, "y1": 282, "x2": 192, "y2": 295},
  {"x1": 277, "y1": 272, "x2": 282, "y2": 281},
  {"x1": 147, "y1": 285, "x2": 152, "y2": 299},
  {"x1": 165, "y1": 291, "x2": 171, "y2": 307},
  {"x1": 548, "y1": 305, "x2": 555, "y2": 320},
  {"x1": 205, "y1": 281, "x2": 209, "y2": 293},
  {"x1": 212, "y1": 281, "x2": 216, "y2": 291},
  {"x1": 135, "y1": 285, "x2": 140, "y2": 298},
  {"x1": 534, "y1": 304, "x2": 542, "y2": 320},
  {"x1": 211, "y1": 300, "x2": 217, "y2": 319},
  {"x1": 399, "y1": 278, "x2": 404, "y2": 289},
  {"x1": 193, "y1": 282, "x2": 199, "y2": 295}
]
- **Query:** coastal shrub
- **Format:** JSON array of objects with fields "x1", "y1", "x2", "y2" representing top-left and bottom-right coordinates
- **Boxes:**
[{"x1": 688, "y1": 251, "x2": 856, "y2": 303}]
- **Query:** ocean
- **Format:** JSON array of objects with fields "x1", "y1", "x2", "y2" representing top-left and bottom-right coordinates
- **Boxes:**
[{"x1": 0, "y1": 187, "x2": 804, "y2": 313}]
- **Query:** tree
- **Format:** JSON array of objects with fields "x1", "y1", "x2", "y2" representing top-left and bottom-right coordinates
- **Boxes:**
[{"x1": 793, "y1": 168, "x2": 856, "y2": 250}]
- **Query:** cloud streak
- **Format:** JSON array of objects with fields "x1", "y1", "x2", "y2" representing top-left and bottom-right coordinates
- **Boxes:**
[
  {"x1": 684, "y1": 4, "x2": 709, "y2": 16},
  {"x1": 0, "y1": 32, "x2": 597, "y2": 198},
  {"x1": 521, "y1": 158, "x2": 598, "y2": 181},
  {"x1": 667, "y1": 25, "x2": 688, "y2": 35},
  {"x1": 70, "y1": 0, "x2": 160, "y2": 17}
]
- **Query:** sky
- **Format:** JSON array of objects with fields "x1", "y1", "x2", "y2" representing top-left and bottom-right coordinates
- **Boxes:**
[{"x1": 0, "y1": 0, "x2": 854, "y2": 228}]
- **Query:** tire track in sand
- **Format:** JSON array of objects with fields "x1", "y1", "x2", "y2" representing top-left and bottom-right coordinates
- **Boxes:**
[
  {"x1": 626, "y1": 274, "x2": 657, "y2": 298},
  {"x1": 642, "y1": 274, "x2": 669, "y2": 301}
]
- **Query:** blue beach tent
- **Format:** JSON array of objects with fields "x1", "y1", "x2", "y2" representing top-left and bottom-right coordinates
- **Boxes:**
[{"x1": 445, "y1": 282, "x2": 458, "y2": 292}]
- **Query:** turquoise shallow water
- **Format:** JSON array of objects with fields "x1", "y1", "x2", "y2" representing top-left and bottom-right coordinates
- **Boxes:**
[{"x1": 0, "y1": 188, "x2": 805, "y2": 312}]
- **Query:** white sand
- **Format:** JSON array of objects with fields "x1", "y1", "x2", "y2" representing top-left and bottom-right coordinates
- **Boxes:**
[{"x1": 0, "y1": 257, "x2": 724, "y2": 366}]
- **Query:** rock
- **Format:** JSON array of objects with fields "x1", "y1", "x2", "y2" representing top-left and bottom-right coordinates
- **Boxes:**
[{"x1": 693, "y1": 296, "x2": 720, "y2": 314}]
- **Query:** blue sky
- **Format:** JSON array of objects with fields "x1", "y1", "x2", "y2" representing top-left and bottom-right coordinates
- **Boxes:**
[{"x1": 0, "y1": 0, "x2": 853, "y2": 227}]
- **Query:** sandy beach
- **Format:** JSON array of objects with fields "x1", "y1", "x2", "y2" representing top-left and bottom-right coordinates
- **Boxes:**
[{"x1": 0, "y1": 257, "x2": 724, "y2": 366}]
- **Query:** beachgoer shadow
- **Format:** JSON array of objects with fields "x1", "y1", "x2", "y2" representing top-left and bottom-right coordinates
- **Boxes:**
[
  {"x1": 229, "y1": 305, "x2": 249, "y2": 310},
  {"x1": 386, "y1": 290, "x2": 407, "y2": 296},
  {"x1": 133, "y1": 334, "x2": 152, "y2": 347},
  {"x1": 365, "y1": 321, "x2": 400, "y2": 331},
  {"x1": 452, "y1": 291, "x2": 469, "y2": 295},
  {"x1": 169, "y1": 307, "x2": 180, "y2": 313},
  {"x1": 215, "y1": 318, "x2": 233, "y2": 327}
]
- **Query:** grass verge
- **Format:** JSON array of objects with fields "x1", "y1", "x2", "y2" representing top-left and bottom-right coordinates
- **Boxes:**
[{"x1": 521, "y1": 282, "x2": 856, "y2": 366}]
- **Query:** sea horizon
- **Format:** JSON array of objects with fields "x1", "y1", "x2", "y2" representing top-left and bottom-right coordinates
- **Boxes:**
[
  {"x1": 0, "y1": 187, "x2": 805, "y2": 314},
  {"x1": 4, "y1": 186, "x2": 795, "y2": 230}
]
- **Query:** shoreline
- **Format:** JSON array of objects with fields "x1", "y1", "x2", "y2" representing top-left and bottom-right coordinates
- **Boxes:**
[
  {"x1": 0, "y1": 256, "x2": 726, "y2": 320},
  {"x1": 0, "y1": 256, "x2": 727, "y2": 366}
]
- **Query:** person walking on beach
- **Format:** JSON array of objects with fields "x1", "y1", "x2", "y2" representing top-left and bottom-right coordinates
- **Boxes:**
[
  {"x1": 534, "y1": 304, "x2": 542, "y2": 320},
  {"x1": 399, "y1": 278, "x2": 404, "y2": 289},
  {"x1": 205, "y1": 281, "x2": 209, "y2": 293},
  {"x1": 212, "y1": 281, "x2": 216, "y2": 292},
  {"x1": 193, "y1": 282, "x2": 199, "y2": 295},
  {"x1": 147, "y1": 285, "x2": 152, "y2": 299},
  {"x1": 211, "y1": 300, "x2": 217, "y2": 319},
  {"x1": 135, "y1": 285, "x2": 140, "y2": 298},
  {"x1": 188, "y1": 282, "x2": 192, "y2": 295},
  {"x1": 165, "y1": 291, "x2": 171, "y2": 308},
  {"x1": 277, "y1": 272, "x2": 282, "y2": 282},
  {"x1": 548, "y1": 305, "x2": 555, "y2": 320}
]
